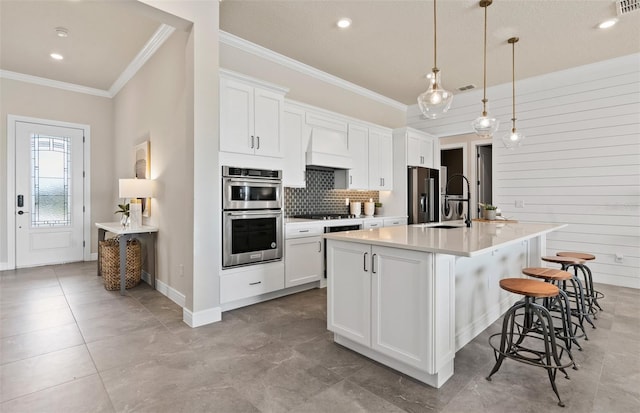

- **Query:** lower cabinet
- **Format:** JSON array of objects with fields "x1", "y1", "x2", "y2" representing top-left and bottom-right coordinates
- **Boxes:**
[
  {"x1": 327, "y1": 240, "x2": 435, "y2": 373},
  {"x1": 220, "y1": 262, "x2": 285, "y2": 304},
  {"x1": 285, "y1": 236, "x2": 323, "y2": 287}
]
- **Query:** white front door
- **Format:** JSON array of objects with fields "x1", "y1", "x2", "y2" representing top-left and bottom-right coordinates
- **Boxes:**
[{"x1": 14, "y1": 120, "x2": 85, "y2": 267}]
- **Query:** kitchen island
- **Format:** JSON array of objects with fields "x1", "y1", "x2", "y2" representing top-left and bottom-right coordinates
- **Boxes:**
[{"x1": 324, "y1": 221, "x2": 565, "y2": 388}]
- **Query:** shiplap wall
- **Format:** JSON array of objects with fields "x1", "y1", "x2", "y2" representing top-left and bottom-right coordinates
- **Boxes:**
[{"x1": 408, "y1": 54, "x2": 640, "y2": 289}]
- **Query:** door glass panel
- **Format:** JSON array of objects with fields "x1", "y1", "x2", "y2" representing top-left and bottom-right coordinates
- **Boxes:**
[{"x1": 31, "y1": 134, "x2": 72, "y2": 227}]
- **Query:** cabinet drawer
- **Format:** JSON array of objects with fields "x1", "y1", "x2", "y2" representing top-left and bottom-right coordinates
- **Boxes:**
[
  {"x1": 286, "y1": 225, "x2": 323, "y2": 239},
  {"x1": 220, "y1": 266, "x2": 284, "y2": 303},
  {"x1": 384, "y1": 218, "x2": 407, "y2": 227},
  {"x1": 364, "y1": 219, "x2": 384, "y2": 229}
]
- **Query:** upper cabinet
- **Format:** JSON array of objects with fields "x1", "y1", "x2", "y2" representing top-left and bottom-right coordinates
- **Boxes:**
[
  {"x1": 220, "y1": 70, "x2": 288, "y2": 158},
  {"x1": 395, "y1": 127, "x2": 437, "y2": 169},
  {"x1": 368, "y1": 128, "x2": 393, "y2": 190},
  {"x1": 335, "y1": 123, "x2": 369, "y2": 190},
  {"x1": 406, "y1": 129, "x2": 435, "y2": 168},
  {"x1": 282, "y1": 103, "x2": 306, "y2": 187}
]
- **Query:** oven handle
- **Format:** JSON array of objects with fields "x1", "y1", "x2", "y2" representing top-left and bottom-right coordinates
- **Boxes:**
[
  {"x1": 225, "y1": 178, "x2": 281, "y2": 185},
  {"x1": 225, "y1": 210, "x2": 282, "y2": 217}
]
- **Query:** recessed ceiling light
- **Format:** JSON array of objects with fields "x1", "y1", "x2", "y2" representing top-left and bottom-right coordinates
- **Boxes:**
[
  {"x1": 55, "y1": 27, "x2": 69, "y2": 37},
  {"x1": 337, "y1": 18, "x2": 352, "y2": 29},
  {"x1": 50, "y1": 53, "x2": 64, "y2": 61},
  {"x1": 598, "y1": 18, "x2": 618, "y2": 29}
]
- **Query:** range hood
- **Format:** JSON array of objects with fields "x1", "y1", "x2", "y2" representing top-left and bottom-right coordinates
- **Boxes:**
[{"x1": 305, "y1": 127, "x2": 353, "y2": 170}]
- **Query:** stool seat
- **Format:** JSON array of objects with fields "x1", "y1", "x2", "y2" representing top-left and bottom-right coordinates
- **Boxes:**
[
  {"x1": 542, "y1": 255, "x2": 585, "y2": 265},
  {"x1": 523, "y1": 267, "x2": 572, "y2": 281},
  {"x1": 557, "y1": 251, "x2": 595, "y2": 261},
  {"x1": 500, "y1": 278, "x2": 559, "y2": 298}
]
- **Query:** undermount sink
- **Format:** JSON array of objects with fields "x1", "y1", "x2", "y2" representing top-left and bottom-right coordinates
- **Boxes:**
[{"x1": 429, "y1": 225, "x2": 463, "y2": 229}]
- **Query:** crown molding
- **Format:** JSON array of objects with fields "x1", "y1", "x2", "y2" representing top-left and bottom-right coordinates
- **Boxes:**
[
  {"x1": 109, "y1": 24, "x2": 175, "y2": 97},
  {"x1": 0, "y1": 70, "x2": 111, "y2": 98},
  {"x1": 219, "y1": 30, "x2": 408, "y2": 113}
]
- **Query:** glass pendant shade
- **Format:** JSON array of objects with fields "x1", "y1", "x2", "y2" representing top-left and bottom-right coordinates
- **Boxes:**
[
  {"x1": 417, "y1": 71, "x2": 454, "y2": 119},
  {"x1": 471, "y1": 114, "x2": 499, "y2": 137},
  {"x1": 502, "y1": 130, "x2": 525, "y2": 149}
]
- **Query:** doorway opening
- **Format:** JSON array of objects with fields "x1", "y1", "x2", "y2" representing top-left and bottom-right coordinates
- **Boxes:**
[{"x1": 476, "y1": 144, "x2": 493, "y2": 217}]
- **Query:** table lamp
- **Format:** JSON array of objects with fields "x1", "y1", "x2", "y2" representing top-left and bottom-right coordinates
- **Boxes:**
[{"x1": 119, "y1": 178, "x2": 154, "y2": 229}]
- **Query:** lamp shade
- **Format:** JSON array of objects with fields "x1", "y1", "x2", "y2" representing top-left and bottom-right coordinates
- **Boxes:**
[{"x1": 119, "y1": 179, "x2": 154, "y2": 198}]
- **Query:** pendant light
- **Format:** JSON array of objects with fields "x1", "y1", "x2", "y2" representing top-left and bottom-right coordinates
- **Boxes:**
[
  {"x1": 502, "y1": 37, "x2": 525, "y2": 149},
  {"x1": 471, "y1": 0, "x2": 499, "y2": 137},
  {"x1": 417, "y1": 0, "x2": 453, "y2": 119}
]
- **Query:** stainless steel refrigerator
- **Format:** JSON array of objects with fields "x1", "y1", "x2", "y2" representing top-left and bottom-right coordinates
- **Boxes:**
[{"x1": 408, "y1": 166, "x2": 439, "y2": 224}]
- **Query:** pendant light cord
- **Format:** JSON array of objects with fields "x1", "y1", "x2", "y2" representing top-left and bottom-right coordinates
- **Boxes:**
[
  {"x1": 433, "y1": 0, "x2": 437, "y2": 70},
  {"x1": 482, "y1": 1, "x2": 488, "y2": 115},
  {"x1": 509, "y1": 37, "x2": 519, "y2": 132}
]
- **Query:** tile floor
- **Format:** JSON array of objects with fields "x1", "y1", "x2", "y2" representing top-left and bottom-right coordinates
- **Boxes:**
[{"x1": 1, "y1": 262, "x2": 639, "y2": 412}]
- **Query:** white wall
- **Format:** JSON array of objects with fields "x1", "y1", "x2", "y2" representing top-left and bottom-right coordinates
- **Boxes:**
[
  {"x1": 408, "y1": 54, "x2": 640, "y2": 289},
  {"x1": 139, "y1": 0, "x2": 220, "y2": 325},
  {"x1": 113, "y1": 29, "x2": 194, "y2": 303},
  {"x1": 0, "y1": 78, "x2": 114, "y2": 267}
]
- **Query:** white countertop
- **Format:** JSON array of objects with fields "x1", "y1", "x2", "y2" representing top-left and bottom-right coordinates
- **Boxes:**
[
  {"x1": 95, "y1": 222, "x2": 159, "y2": 234},
  {"x1": 285, "y1": 215, "x2": 406, "y2": 227},
  {"x1": 323, "y1": 221, "x2": 567, "y2": 257}
]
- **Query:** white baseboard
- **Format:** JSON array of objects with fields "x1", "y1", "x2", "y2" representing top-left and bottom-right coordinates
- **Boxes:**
[
  {"x1": 183, "y1": 306, "x2": 222, "y2": 328},
  {"x1": 89, "y1": 253, "x2": 98, "y2": 261},
  {"x1": 155, "y1": 277, "x2": 186, "y2": 308}
]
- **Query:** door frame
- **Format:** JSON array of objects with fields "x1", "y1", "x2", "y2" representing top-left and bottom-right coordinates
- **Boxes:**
[
  {"x1": 471, "y1": 140, "x2": 494, "y2": 218},
  {"x1": 5, "y1": 115, "x2": 91, "y2": 270}
]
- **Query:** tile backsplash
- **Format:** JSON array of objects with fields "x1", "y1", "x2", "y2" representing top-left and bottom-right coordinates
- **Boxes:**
[{"x1": 284, "y1": 168, "x2": 379, "y2": 217}]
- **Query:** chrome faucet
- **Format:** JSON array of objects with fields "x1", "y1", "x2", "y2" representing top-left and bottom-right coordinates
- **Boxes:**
[{"x1": 445, "y1": 174, "x2": 472, "y2": 228}]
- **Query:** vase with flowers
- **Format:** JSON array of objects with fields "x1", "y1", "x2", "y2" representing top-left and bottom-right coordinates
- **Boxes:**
[{"x1": 115, "y1": 203, "x2": 130, "y2": 227}]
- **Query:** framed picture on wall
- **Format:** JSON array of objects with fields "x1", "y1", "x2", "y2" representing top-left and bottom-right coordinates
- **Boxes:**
[{"x1": 134, "y1": 140, "x2": 151, "y2": 217}]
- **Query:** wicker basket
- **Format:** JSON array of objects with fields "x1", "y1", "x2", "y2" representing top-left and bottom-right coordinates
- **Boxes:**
[{"x1": 99, "y1": 238, "x2": 142, "y2": 290}]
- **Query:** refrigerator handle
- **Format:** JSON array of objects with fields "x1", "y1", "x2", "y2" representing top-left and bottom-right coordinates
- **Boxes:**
[
  {"x1": 428, "y1": 178, "x2": 435, "y2": 222},
  {"x1": 420, "y1": 193, "x2": 427, "y2": 213}
]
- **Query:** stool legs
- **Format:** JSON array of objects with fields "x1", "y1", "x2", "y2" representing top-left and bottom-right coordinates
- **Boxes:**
[{"x1": 487, "y1": 297, "x2": 572, "y2": 407}]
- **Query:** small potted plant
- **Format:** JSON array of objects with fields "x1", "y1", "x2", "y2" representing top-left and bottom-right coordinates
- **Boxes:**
[
  {"x1": 483, "y1": 204, "x2": 498, "y2": 220},
  {"x1": 114, "y1": 203, "x2": 130, "y2": 227},
  {"x1": 374, "y1": 202, "x2": 384, "y2": 216}
]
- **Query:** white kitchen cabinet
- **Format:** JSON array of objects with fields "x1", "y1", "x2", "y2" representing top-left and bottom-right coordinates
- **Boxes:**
[
  {"x1": 407, "y1": 130, "x2": 435, "y2": 168},
  {"x1": 363, "y1": 218, "x2": 384, "y2": 229},
  {"x1": 220, "y1": 262, "x2": 285, "y2": 304},
  {"x1": 285, "y1": 236, "x2": 323, "y2": 287},
  {"x1": 282, "y1": 104, "x2": 306, "y2": 187},
  {"x1": 368, "y1": 128, "x2": 393, "y2": 190},
  {"x1": 383, "y1": 217, "x2": 407, "y2": 227},
  {"x1": 220, "y1": 72, "x2": 287, "y2": 158},
  {"x1": 327, "y1": 240, "x2": 434, "y2": 371},
  {"x1": 327, "y1": 241, "x2": 371, "y2": 346},
  {"x1": 335, "y1": 123, "x2": 369, "y2": 189}
]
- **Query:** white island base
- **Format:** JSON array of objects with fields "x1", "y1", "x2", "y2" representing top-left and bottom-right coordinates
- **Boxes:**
[{"x1": 325, "y1": 222, "x2": 565, "y2": 388}]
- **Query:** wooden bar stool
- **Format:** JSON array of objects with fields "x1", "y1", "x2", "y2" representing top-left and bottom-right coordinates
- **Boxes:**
[
  {"x1": 487, "y1": 278, "x2": 573, "y2": 407},
  {"x1": 542, "y1": 256, "x2": 596, "y2": 331},
  {"x1": 557, "y1": 251, "x2": 604, "y2": 314},
  {"x1": 523, "y1": 267, "x2": 583, "y2": 359}
]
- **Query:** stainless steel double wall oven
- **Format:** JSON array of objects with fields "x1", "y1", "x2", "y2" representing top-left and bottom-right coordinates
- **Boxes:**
[{"x1": 222, "y1": 166, "x2": 283, "y2": 268}]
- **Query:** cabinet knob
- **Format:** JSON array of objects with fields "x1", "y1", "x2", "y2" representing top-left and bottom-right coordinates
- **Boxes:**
[
  {"x1": 256, "y1": 136, "x2": 260, "y2": 149},
  {"x1": 250, "y1": 135, "x2": 255, "y2": 148}
]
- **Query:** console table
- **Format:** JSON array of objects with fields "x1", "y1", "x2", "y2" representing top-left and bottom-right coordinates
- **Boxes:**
[{"x1": 95, "y1": 222, "x2": 159, "y2": 295}]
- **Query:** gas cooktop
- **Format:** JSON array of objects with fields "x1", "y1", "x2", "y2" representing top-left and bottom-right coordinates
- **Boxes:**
[{"x1": 293, "y1": 214, "x2": 357, "y2": 220}]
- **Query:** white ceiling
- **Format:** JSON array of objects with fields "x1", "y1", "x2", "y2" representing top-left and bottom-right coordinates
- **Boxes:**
[{"x1": 1, "y1": 0, "x2": 639, "y2": 106}]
